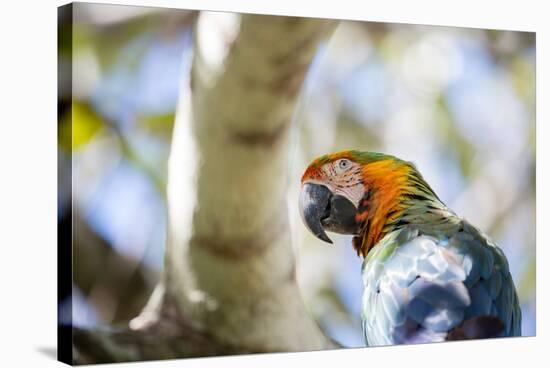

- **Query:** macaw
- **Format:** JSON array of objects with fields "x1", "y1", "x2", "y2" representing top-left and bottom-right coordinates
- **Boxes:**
[{"x1": 299, "y1": 150, "x2": 521, "y2": 345}]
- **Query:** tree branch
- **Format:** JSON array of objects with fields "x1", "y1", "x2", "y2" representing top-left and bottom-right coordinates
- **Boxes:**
[{"x1": 73, "y1": 12, "x2": 338, "y2": 364}]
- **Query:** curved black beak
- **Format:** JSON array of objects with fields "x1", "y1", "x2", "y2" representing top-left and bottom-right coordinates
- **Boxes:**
[
  {"x1": 299, "y1": 183, "x2": 360, "y2": 244},
  {"x1": 299, "y1": 183, "x2": 333, "y2": 243}
]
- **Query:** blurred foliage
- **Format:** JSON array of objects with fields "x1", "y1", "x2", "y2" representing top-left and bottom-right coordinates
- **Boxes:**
[
  {"x1": 58, "y1": 4, "x2": 195, "y2": 327},
  {"x1": 60, "y1": 4, "x2": 536, "y2": 346},
  {"x1": 59, "y1": 101, "x2": 104, "y2": 151},
  {"x1": 137, "y1": 112, "x2": 176, "y2": 138}
]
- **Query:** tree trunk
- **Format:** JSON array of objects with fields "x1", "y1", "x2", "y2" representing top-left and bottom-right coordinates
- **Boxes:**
[{"x1": 74, "y1": 12, "x2": 337, "y2": 364}]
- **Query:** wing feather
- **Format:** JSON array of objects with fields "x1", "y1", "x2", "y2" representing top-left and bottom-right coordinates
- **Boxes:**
[{"x1": 361, "y1": 224, "x2": 521, "y2": 346}]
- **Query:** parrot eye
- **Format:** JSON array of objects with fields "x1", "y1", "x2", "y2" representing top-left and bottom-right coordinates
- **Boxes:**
[{"x1": 336, "y1": 159, "x2": 351, "y2": 172}]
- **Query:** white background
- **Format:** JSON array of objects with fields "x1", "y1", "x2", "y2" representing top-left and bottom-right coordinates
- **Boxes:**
[{"x1": 0, "y1": 0, "x2": 546, "y2": 367}]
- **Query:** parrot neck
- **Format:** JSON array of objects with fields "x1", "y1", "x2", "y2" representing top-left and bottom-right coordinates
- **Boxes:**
[{"x1": 353, "y1": 159, "x2": 450, "y2": 257}]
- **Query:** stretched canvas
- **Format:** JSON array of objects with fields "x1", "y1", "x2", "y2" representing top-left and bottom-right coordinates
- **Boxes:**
[{"x1": 58, "y1": 2, "x2": 536, "y2": 365}]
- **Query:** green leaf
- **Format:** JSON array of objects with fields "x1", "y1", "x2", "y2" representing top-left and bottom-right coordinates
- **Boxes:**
[
  {"x1": 137, "y1": 112, "x2": 176, "y2": 137},
  {"x1": 59, "y1": 101, "x2": 104, "y2": 151}
]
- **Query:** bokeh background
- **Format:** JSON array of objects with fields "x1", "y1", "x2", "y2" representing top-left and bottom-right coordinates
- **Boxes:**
[{"x1": 58, "y1": 4, "x2": 535, "y2": 347}]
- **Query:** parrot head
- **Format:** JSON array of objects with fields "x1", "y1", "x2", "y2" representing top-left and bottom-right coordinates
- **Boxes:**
[
  {"x1": 299, "y1": 150, "x2": 440, "y2": 256},
  {"x1": 299, "y1": 151, "x2": 366, "y2": 244}
]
